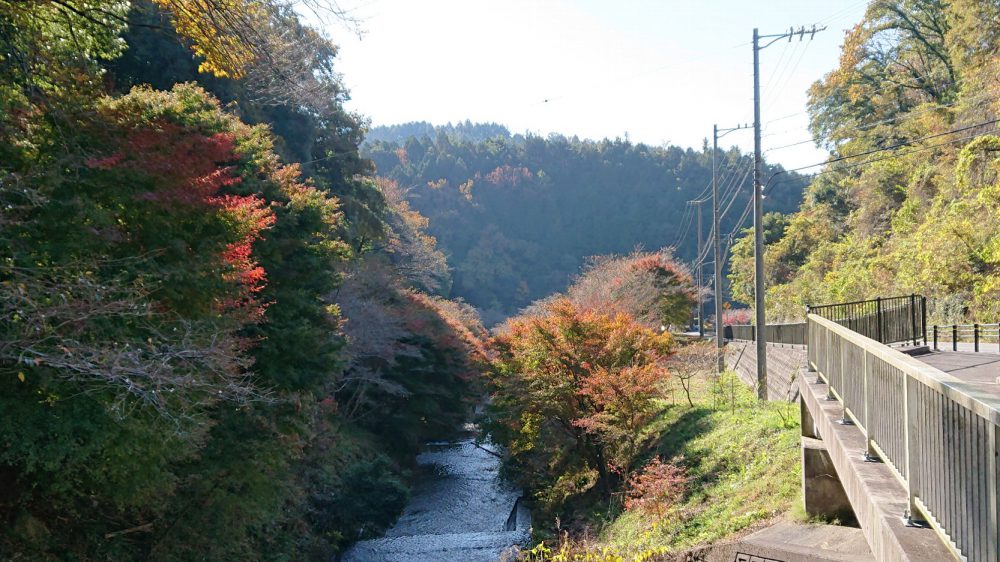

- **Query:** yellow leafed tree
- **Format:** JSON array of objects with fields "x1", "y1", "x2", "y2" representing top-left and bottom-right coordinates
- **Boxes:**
[{"x1": 152, "y1": 0, "x2": 264, "y2": 78}]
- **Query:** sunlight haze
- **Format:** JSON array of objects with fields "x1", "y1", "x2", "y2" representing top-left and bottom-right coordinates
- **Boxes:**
[{"x1": 325, "y1": 0, "x2": 869, "y2": 171}]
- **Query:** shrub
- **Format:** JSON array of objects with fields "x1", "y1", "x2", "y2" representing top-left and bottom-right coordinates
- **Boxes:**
[{"x1": 624, "y1": 458, "x2": 687, "y2": 520}]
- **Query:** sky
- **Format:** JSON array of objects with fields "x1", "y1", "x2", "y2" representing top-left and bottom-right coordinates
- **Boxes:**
[{"x1": 316, "y1": 0, "x2": 869, "y2": 171}]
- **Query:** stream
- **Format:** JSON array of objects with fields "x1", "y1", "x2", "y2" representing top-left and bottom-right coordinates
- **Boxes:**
[{"x1": 342, "y1": 435, "x2": 531, "y2": 561}]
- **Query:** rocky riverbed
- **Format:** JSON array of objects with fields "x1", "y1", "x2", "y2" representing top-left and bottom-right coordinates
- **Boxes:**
[{"x1": 342, "y1": 437, "x2": 530, "y2": 562}]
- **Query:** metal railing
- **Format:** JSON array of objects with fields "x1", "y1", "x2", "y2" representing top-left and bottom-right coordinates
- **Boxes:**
[
  {"x1": 808, "y1": 294, "x2": 926, "y2": 346},
  {"x1": 932, "y1": 323, "x2": 1000, "y2": 353},
  {"x1": 723, "y1": 322, "x2": 806, "y2": 345},
  {"x1": 808, "y1": 313, "x2": 1000, "y2": 561}
]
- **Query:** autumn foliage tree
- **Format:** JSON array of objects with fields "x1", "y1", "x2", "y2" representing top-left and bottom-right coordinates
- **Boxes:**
[
  {"x1": 336, "y1": 177, "x2": 484, "y2": 454},
  {"x1": 625, "y1": 457, "x2": 687, "y2": 520},
  {"x1": 486, "y1": 299, "x2": 673, "y2": 517},
  {"x1": 2, "y1": 61, "x2": 369, "y2": 560},
  {"x1": 563, "y1": 249, "x2": 698, "y2": 330},
  {"x1": 0, "y1": 0, "x2": 493, "y2": 558}
]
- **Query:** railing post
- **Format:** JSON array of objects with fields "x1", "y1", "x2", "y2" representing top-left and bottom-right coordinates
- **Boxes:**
[
  {"x1": 988, "y1": 422, "x2": 998, "y2": 561},
  {"x1": 818, "y1": 323, "x2": 826, "y2": 384},
  {"x1": 953, "y1": 324, "x2": 958, "y2": 351},
  {"x1": 933, "y1": 325, "x2": 938, "y2": 351},
  {"x1": 863, "y1": 349, "x2": 877, "y2": 461},
  {"x1": 909, "y1": 293, "x2": 918, "y2": 345},
  {"x1": 974, "y1": 323, "x2": 980, "y2": 352},
  {"x1": 903, "y1": 372, "x2": 922, "y2": 524},
  {"x1": 875, "y1": 297, "x2": 884, "y2": 343},
  {"x1": 921, "y1": 296, "x2": 927, "y2": 345}
]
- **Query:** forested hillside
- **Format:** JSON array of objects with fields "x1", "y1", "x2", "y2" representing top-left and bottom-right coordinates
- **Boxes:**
[
  {"x1": 0, "y1": 1, "x2": 481, "y2": 559},
  {"x1": 729, "y1": 0, "x2": 1000, "y2": 323},
  {"x1": 364, "y1": 120, "x2": 512, "y2": 145},
  {"x1": 364, "y1": 126, "x2": 810, "y2": 323}
]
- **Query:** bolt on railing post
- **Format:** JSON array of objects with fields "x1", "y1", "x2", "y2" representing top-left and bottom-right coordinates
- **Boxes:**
[
  {"x1": 953, "y1": 324, "x2": 958, "y2": 351},
  {"x1": 974, "y1": 323, "x2": 980, "y2": 352}
]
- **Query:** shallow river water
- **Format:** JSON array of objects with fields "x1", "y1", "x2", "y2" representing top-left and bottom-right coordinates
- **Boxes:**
[{"x1": 342, "y1": 438, "x2": 531, "y2": 561}]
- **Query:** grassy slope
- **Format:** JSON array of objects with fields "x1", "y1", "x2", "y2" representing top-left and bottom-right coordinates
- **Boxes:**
[
  {"x1": 521, "y1": 371, "x2": 802, "y2": 560},
  {"x1": 604, "y1": 371, "x2": 801, "y2": 554}
]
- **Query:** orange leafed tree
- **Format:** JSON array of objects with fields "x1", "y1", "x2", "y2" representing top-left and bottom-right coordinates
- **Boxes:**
[
  {"x1": 486, "y1": 298, "x2": 672, "y2": 515},
  {"x1": 562, "y1": 249, "x2": 698, "y2": 331},
  {"x1": 625, "y1": 457, "x2": 687, "y2": 520}
]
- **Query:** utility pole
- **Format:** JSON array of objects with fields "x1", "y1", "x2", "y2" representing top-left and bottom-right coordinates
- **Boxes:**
[
  {"x1": 712, "y1": 123, "x2": 750, "y2": 373},
  {"x1": 686, "y1": 198, "x2": 708, "y2": 338},
  {"x1": 752, "y1": 25, "x2": 824, "y2": 400},
  {"x1": 696, "y1": 199, "x2": 704, "y2": 338}
]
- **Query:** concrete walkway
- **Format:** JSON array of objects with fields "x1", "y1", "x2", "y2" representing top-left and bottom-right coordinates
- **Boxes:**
[{"x1": 911, "y1": 350, "x2": 1000, "y2": 394}]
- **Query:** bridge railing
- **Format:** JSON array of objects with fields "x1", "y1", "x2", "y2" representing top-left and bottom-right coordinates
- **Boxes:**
[
  {"x1": 931, "y1": 323, "x2": 1000, "y2": 353},
  {"x1": 808, "y1": 313, "x2": 1000, "y2": 561},
  {"x1": 723, "y1": 322, "x2": 806, "y2": 345},
  {"x1": 808, "y1": 294, "x2": 926, "y2": 346}
]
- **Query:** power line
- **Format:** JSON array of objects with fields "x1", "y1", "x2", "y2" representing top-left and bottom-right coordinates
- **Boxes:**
[
  {"x1": 780, "y1": 118, "x2": 1000, "y2": 175},
  {"x1": 764, "y1": 137, "x2": 817, "y2": 153},
  {"x1": 721, "y1": 159, "x2": 752, "y2": 201},
  {"x1": 675, "y1": 157, "x2": 743, "y2": 251},
  {"x1": 762, "y1": 40, "x2": 809, "y2": 114},
  {"x1": 695, "y1": 162, "x2": 753, "y2": 267},
  {"x1": 759, "y1": 87, "x2": 965, "y2": 152},
  {"x1": 673, "y1": 156, "x2": 746, "y2": 259},
  {"x1": 763, "y1": 101, "x2": 965, "y2": 154},
  {"x1": 761, "y1": 38, "x2": 796, "y2": 94},
  {"x1": 723, "y1": 197, "x2": 755, "y2": 261},
  {"x1": 720, "y1": 164, "x2": 753, "y2": 220},
  {"x1": 765, "y1": 40, "x2": 812, "y2": 115},
  {"x1": 763, "y1": 125, "x2": 1000, "y2": 196},
  {"x1": 814, "y1": 0, "x2": 869, "y2": 27},
  {"x1": 671, "y1": 200, "x2": 697, "y2": 251},
  {"x1": 762, "y1": 111, "x2": 807, "y2": 127},
  {"x1": 709, "y1": 156, "x2": 747, "y2": 208}
]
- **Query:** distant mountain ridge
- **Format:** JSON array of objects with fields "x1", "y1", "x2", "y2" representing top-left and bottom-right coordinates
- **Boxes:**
[
  {"x1": 365, "y1": 120, "x2": 513, "y2": 146},
  {"x1": 363, "y1": 122, "x2": 810, "y2": 323}
]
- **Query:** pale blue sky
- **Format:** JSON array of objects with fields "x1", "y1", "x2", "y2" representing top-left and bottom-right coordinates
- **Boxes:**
[{"x1": 320, "y1": 1, "x2": 869, "y2": 170}]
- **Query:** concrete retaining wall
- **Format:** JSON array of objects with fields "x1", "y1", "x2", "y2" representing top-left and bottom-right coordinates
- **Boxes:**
[{"x1": 724, "y1": 341, "x2": 806, "y2": 402}]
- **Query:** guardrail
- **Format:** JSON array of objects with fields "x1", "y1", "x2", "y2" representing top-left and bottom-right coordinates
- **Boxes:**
[
  {"x1": 932, "y1": 323, "x2": 1000, "y2": 353},
  {"x1": 723, "y1": 322, "x2": 806, "y2": 345},
  {"x1": 808, "y1": 294, "x2": 926, "y2": 346},
  {"x1": 808, "y1": 313, "x2": 1000, "y2": 561}
]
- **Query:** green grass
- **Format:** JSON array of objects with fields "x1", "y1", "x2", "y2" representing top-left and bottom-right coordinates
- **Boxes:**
[{"x1": 599, "y1": 370, "x2": 802, "y2": 554}]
